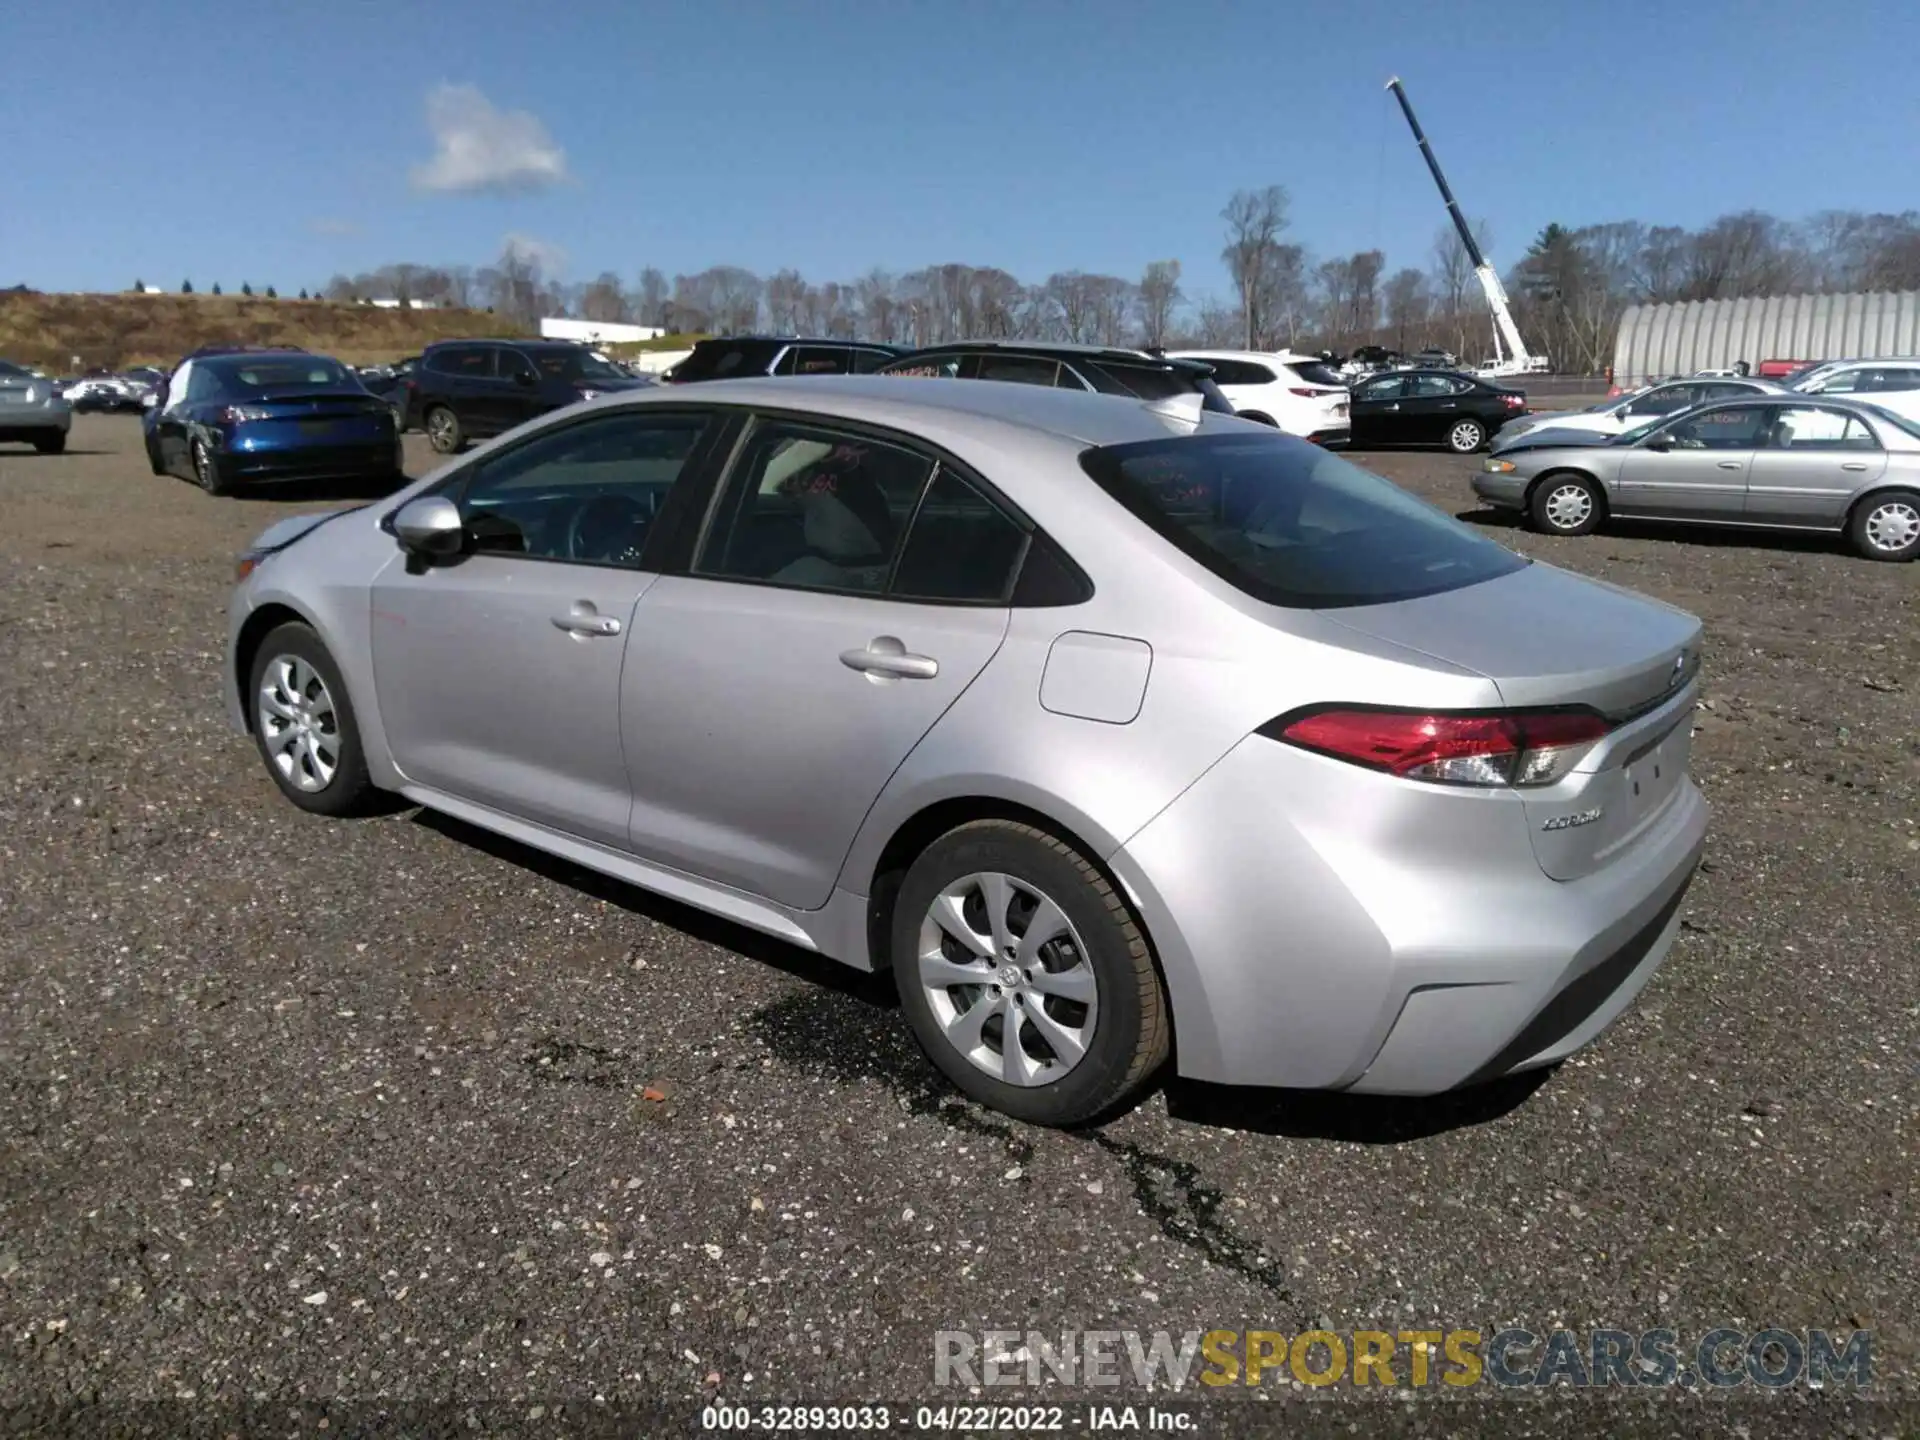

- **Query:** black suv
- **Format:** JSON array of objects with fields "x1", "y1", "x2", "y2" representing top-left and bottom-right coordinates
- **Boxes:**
[
  {"x1": 408, "y1": 340, "x2": 655, "y2": 453},
  {"x1": 662, "y1": 335, "x2": 904, "y2": 384},
  {"x1": 874, "y1": 342, "x2": 1235, "y2": 414}
]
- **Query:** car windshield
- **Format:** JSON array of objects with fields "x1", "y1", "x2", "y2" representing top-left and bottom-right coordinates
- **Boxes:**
[
  {"x1": 533, "y1": 348, "x2": 628, "y2": 382},
  {"x1": 207, "y1": 357, "x2": 357, "y2": 392},
  {"x1": 1080, "y1": 431, "x2": 1527, "y2": 609}
]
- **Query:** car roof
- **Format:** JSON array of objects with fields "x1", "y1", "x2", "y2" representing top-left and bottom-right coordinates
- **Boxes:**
[
  {"x1": 610, "y1": 372, "x2": 1236, "y2": 448},
  {"x1": 1168, "y1": 348, "x2": 1327, "y2": 365},
  {"x1": 692, "y1": 334, "x2": 901, "y2": 348},
  {"x1": 892, "y1": 341, "x2": 1215, "y2": 376}
]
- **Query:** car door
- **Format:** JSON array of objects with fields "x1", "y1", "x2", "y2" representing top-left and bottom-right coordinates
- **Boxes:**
[
  {"x1": 152, "y1": 359, "x2": 219, "y2": 475},
  {"x1": 1347, "y1": 374, "x2": 1407, "y2": 443},
  {"x1": 1393, "y1": 373, "x2": 1460, "y2": 441},
  {"x1": 494, "y1": 347, "x2": 550, "y2": 429},
  {"x1": 1744, "y1": 405, "x2": 1885, "y2": 526},
  {"x1": 1614, "y1": 403, "x2": 1769, "y2": 519},
  {"x1": 368, "y1": 407, "x2": 724, "y2": 847},
  {"x1": 619, "y1": 418, "x2": 1017, "y2": 910}
]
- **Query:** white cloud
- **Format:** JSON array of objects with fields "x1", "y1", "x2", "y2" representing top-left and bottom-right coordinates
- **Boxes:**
[
  {"x1": 501, "y1": 232, "x2": 568, "y2": 277},
  {"x1": 410, "y1": 83, "x2": 570, "y2": 195}
]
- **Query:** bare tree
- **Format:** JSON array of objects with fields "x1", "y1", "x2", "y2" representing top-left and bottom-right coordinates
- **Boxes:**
[
  {"x1": 1220, "y1": 186, "x2": 1291, "y2": 349},
  {"x1": 1136, "y1": 260, "x2": 1182, "y2": 348},
  {"x1": 1382, "y1": 267, "x2": 1430, "y2": 351},
  {"x1": 577, "y1": 271, "x2": 630, "y2": 322}
]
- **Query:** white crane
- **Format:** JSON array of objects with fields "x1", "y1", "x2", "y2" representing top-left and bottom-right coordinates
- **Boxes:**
[{"x1": 1385, "y1": 76, "x2": 1547, "y2": 379}]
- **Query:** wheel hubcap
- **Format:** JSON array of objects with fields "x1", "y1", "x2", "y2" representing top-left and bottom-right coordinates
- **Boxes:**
[
  {"x1": 1451, "y1": 423, "x2": 1480, "y2": 450},
  {"x1": 257, "y1": 655, "x2": 340, "y2": 792},
  {"x1": 430, "y1": 413, "x2": 453, "y2": 445},
  {"x1": 1545, "y1": 483, "x2": 1593, "y2": 530},
  {"x1": 1864, "y1": 501, "x2": 1920, "y2": 552},
  {"x1": 917, "y1": 871, "x2": 1098, "y2": 1087},
  {"x1": 194, "y1": 444, "x2": 213, "y2": 484}
]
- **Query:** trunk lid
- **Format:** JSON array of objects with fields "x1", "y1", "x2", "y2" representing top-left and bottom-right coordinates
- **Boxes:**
[{"x1": 1324, "y1": 561, "x2": 1702, "y2": 881}]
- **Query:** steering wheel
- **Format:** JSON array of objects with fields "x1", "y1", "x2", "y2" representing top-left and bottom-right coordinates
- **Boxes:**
[{"x1": 564, "y1": 494, "x2": 652, "y2": 565}]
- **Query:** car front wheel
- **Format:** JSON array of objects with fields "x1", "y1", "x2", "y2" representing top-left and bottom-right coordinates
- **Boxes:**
[
  {"x1": 1849, "y1": 489, "x2": 1920, "y2": 562},
  {"x1": 1446, "y1": 418, "x2": 1487, "y2": 453},
  {"x1": 248, "y1": 623, "x2": 380, "y2": 816},
  {"x1": 32, "y1": 431, "x2": 65, "y2": 455},
  {"x1": 425, "y1": 405, "x2": 464, "y2": 454},
  {"x1": 1529, "y1": 473, "x2": 1604, "y2": 536},
  {"x1": 892, "y1": 820, "x2": 1169, "y2": 1126}
]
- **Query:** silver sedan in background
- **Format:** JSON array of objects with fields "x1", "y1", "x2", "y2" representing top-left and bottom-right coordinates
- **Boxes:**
[
  {"x1": 224, "y1": 377, "x2": 1707, "y2": 1126},
  {"x1": 1477, "y1": 394, "x2": 1920, "y2": 561}
]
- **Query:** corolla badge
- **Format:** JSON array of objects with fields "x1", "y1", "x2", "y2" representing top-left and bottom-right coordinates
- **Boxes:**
[{"x1": 1542, "y1": 809, "x2": 1603, "y2": 832}]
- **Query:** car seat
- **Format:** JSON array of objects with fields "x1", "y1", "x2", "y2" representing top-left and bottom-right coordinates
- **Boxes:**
[{"x1": 769, "y1": 461, "x2": 896, "y2": 591}]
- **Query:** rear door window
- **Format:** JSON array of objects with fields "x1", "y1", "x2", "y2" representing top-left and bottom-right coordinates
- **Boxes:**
[
  {"x1": 790, "y1": 346, "x2": 855, "y2": 376},
  {"x1": 889, "y1": 468, "x2": 1030, "y2": 604},
  {"x1": 976, "y1": 354, "x2": 1062, "y2": 387},
  {"x1": 1080, "y1": 432, "x2": 1526, "y2": 608},
  {"x1": 850, "y1": 348, "x2": 896, "y2": 374},
  {"x1": 431, "y1": 345, "x2": 493, "y2": 379}
]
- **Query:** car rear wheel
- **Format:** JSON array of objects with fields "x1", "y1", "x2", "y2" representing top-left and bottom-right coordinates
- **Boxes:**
[
  {"x1": 1446, "y1": 418, "x2": 1487, "y2": 453},
  {"x1": 32, "y1": 432, "x2": 65, "y2": 455},
  {"x1": 191, "y1": 438, "x2": 230, "y2": 496},
  {"x1": 1529, "y1": 473, "x2": 1604, "y2": 536},
  {"x1": 248, "y1": 623, "x2": 379, "y2": 817},
  {"x1": 1849, "y1": 489, "x2": 1920, "y2": 562},
  {"x1": 425, "y1": 405, "x2": 464, "y2": 454},
  {"x1": 892, "y1": 820, "x2": 1169, "y2": 1127},
  {"x1": 1239, "y1": 411, "x2": 1278, "y2": 426}
]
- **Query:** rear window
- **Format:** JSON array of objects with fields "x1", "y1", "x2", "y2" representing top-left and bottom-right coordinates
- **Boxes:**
[
  {"x1": 672, "y1": 340, "x2": 783, "y2": 382},
  {"x1": 1082, "y1": 360, "x2": 1192, "y2": 401},
  {"x1": 1287, "y1": 361, "x2": 1347, "y2": 388},
  {"x1": 207, "y1": 357, "x2": 356, "y2": 391},
  {"x1": 1080, "y1": 432, "x2": 1527, "y2": 609}
]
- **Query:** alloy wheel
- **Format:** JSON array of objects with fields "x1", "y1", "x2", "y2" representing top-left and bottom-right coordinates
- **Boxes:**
[
  {"x1": 1863, "y1": 499, "x2": 1920, "y2": 553},
  {"x1": 916, "y1": 871, "x2": 1099, "y2": 1086},
  {"x1": 192, "y1": 441, "x2": 217, "y2": 491},
  {"x1": 1449, "y1": 421, "x2": 1484, "y2": 452},
  {"x1": 427, "y1": 409, "x2": 457, "y2": 451},
  {"x1": 1544, "y1": 482, "x2": 1594, "y2": 531},
  {"x1": 257, "y1": 654, "x2": 341, "y2": 793}
]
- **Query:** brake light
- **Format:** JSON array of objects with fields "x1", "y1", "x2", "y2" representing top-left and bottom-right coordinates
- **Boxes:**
[
  {"x1": 1288, "y1": 387, "x2": 1322, "y2": 397},
  {"x1": 1502, "y1": 394, "x2": 1525, "y2": 407},
  {"x1": 1263, "y1": 707, "x2": 1610, "y2": 787},
  {"x1": 221, "y1": 404, "x2": 274, "y2": 423}
]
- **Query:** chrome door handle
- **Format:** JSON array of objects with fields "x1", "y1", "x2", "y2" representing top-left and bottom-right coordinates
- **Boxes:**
[
  {"x1": 840, "y1": 639, "x2": 938, "y2": 680},
  {"x1": 1841, "y1": 461, "x2": 1870, "y2": 471},
  {"x1": 1439, "y1": 402, "x2": 1457, "y2": 409},
  {"x1": 552, "y1": 607, "x2": 622, "y2": 637},
  {"x1": 1384, "y1": 402, "x2": 1400, "y2": 411},
  {"x1": 1716, "y1": 460, "x2": 1743, "y2": 470}
]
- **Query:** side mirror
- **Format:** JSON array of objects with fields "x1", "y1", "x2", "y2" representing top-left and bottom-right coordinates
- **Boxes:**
[
  {"x1": 513, "y1": 369, "x2": 536, "y2": 388},
  {"x1": 1643, "y1": 439, "x2": 1672, "y2": 453},
  {"x1": 392, "y1": 496, "x2": 464, "y2": 559}
]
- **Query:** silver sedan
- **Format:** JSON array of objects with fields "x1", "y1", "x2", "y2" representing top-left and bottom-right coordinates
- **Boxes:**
[
  {"x1": 224, "y1": 377, "x2": 1707, "y2": 1125},
  {"x1": 1476, "y1": 395, "x2": 1920, "y2": 561}
]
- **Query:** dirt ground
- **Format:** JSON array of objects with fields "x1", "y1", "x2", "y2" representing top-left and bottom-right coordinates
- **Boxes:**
[{"x1": 0, "y1": 416, "x2": 1914, "y2": 1434}]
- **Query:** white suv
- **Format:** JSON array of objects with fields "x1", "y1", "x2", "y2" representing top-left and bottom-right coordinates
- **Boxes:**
[
  {"x1": 1791, "y1": 359, "x2": 1920, "y2": 424},
  {"x1": 1171, "y1": 350, "x2": 1350, "y2": 443}
]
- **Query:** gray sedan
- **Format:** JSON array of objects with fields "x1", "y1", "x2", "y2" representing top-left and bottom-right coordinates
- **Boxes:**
[
  {"x1": 0, "y1": 358, "x2": 72, "y2": 453},
  {"x1": 224, "y1": 377, "x2": 1707, "y2": 1125},
  {"x1": 1475, "y1": 395, "x2": 1920, "y2": 561}
]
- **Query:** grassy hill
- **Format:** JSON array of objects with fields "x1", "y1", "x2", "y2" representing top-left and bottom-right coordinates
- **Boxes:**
[{"x1": 0, "y1": 291, "x2": 530, "y2": 372}]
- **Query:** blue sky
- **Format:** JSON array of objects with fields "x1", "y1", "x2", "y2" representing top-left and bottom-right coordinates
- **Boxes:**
[{"x1": 4, "y1": 0, "x2": 1917, "y2": 303}]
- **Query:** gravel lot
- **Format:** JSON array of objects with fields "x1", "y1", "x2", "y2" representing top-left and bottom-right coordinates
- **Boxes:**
[{"x1": 1, "y1": 416, "x2": 1914, "y2": 1435}]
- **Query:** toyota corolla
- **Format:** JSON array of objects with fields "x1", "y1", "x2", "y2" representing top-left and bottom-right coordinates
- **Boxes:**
[{"x1": 223, "y1": 377, "x2": 1708, "y2": 1126}]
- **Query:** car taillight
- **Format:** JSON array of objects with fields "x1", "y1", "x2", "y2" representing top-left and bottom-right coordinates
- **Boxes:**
[
  {"x1": 221, "y1": 404, "x2": 274, "y2": 423},
  {"x1": 1503, "y1": 394, "x2": 1525, "y2": 407},
  {"x1": 1262, "y1": 707, "x2": 1610, "y2": 787}
]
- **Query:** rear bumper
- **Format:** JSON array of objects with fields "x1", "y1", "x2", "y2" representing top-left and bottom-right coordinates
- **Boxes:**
[
  {"x1": 216, "y1": 440, "x2": 402, "y2": 483},
  {"x1": 1108, "y1": 733, "x2": 1709, "y2": 1093},
  {"x1": 0, "y1": 402, "x2": 72, "y2": 438}
]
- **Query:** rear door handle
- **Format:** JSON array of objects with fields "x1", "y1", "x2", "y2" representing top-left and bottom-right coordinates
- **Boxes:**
[
  {"x1": 1841, "y1": 461, "x2": 1870, "y2": 471},
  {"x1": 552, "y1": 604, "x2": 622, "y2": 637},
  {"x1": 841, "y1": 638, "x2": 938, "y2": 680},
  {"x1": 1716, "y1": 460, "x2": 1743, "y2": 470}
]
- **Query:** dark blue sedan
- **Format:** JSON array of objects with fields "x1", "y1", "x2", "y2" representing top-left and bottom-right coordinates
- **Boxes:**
[{"x1": 144, "y1": 351, "x2": 403, "y2": 495}]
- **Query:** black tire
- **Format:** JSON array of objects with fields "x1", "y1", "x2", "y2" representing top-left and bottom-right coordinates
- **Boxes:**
[
  {"x1": 191, "y1": 437, "x2": 230, "y2": 496},
  {"x1": 424, "y1": 404, "x2": 464, "y2": 454},
  {"x1": 32, "y1": 431, "x2": 66, "y2": 455},
  {"x1": 1240, "y1": 411, "x2": 1279, "y2": 427},
  {"x1": 891, "y1": 820, "x2": 1169, "y2": 1127},
  {"x1": 1847, "y1": 488, "x2": 1920, "y2": 562},
  {"x1": 1445, "y1": 417, "x2": 1487, "y2": 453},
  {"x1": 1528, "y1": 472, "x2": 1604, "y2": 536},
  {"x1": 247, "y1": 623, "x2": 380, "y2": 817}
]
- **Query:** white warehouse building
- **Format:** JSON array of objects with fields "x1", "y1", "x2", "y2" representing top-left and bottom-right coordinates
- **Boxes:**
[
  {"x1": 539, "y1": 317, "x2": 665, "y2": 346},
  {"x1": 1613, "y1": 290, "x2": 1920, "y2": 381}
]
